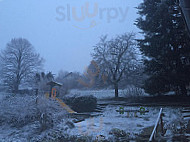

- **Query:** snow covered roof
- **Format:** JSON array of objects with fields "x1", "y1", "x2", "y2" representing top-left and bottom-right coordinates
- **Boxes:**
[{"x1": 46, "y1": 81, "x2": 62, "y2": 87}]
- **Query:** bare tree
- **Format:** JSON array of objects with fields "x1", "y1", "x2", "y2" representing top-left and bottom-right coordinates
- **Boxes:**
[
  {"x1": 92, "y1": 33, "x2": 138, "y2": 97},
  {"x1": 0, "y1": 38, "x2": 43, "y2": 93}
]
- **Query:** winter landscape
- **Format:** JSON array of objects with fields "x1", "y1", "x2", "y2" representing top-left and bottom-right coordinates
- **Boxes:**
[{"x1": 1, "y1": 0, "x2": 190, "y2": 142}]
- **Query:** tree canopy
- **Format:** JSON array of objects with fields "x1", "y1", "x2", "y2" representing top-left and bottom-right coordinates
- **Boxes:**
[
  {"x1": 136, "y1": 0, "x2": 190, "y2": 95},
  {"x1": 0, "y1": 38, "x2": 44, "y2": 93},
  {"x1": 92, "y1": 33, "x2": 139, "y2": 97}
]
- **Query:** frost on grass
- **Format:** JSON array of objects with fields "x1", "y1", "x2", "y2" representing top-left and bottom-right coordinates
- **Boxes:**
[
  {"x1": 70, "y1": 106, "x2": 183, "y2": 141},
  {"x1": 69, "y1": 87, "x2": 148, "y2": 100},
  {"x1": 0, "y1": 94, "x2": 71, "y2": 141}
]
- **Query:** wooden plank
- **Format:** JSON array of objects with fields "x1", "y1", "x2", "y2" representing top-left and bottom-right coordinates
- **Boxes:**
[
  {"x1": 149, "y1": 108, "x2": 163, "y2": 142},
  {"x1": 182, "y1": 107, "x2": 190, "y2": 110},
  {"x1": 182, "y1": 110, "x2": 190, "y2": 113},
  {"x1": 116, "y1": 110, "x2": 148, "y2": 112},
  {"x1": 183, "y1": 117, "x2": 190, "y2": 120},
  {"x1": 183, "y1": 115, "x2": 190, "y2": 118}
]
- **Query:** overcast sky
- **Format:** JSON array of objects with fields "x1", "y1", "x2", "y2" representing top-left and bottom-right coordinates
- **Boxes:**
[{"x1": 0, "y1": 0, "x2": 143, "y2": 74}]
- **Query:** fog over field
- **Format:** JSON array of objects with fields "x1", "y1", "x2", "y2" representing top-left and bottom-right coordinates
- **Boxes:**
[{"x1": 0, "y1": 0, "x2": 142, "y2": 73}]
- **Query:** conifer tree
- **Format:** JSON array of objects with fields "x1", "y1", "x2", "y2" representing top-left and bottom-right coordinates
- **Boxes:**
[{"x1": 136, "y1": 0, "x2": 190, "y2": 95}]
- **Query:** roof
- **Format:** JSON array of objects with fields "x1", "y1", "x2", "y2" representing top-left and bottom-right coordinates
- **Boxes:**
[{"x1": 46, "y1": 81, "x2": 62, "y2": 87}]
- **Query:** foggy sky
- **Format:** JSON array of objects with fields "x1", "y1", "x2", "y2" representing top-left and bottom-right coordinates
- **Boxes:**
[{"x1": 0, "y1": 0, "x2": 143, "y2": 75}]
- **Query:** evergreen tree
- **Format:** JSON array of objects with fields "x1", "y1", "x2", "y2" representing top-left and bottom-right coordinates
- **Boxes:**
[{"x1": 136, "y1": 0, "x2": 190, "y2": 95}]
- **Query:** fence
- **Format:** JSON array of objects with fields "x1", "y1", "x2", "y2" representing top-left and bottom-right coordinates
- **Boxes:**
[{"x1": 182, "y1": 107, "x2": 190, "y2": 120}]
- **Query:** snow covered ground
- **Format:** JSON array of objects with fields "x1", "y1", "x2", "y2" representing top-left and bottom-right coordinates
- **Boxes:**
[
  {"x1": 0, "y1": 94, "x2": 3, "y2": 101},
  {"x1": 68, "y1": 88, "x2": 148, "y2": 99},
  {"x1": 70, "y1": 105, "x2": 183, "y2": 140},
  {"x1": 0, "y1": 92, "x2": 9, "y2": 101},
  {"x1": 0, "y1": 93, "x2": 69, "y2": 142},
  {"x1": 0, "y1": 91, "x2": 186, "y2": 141}
]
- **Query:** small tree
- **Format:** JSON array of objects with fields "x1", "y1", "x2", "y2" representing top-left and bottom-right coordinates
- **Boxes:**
[
  {"x1": 34, "y1": 72, "x2": 54, "y2": 93},
  {"x1": 92, "y1": 33, "x2": 138, "y2": 97},
  {"x1": 0, "y1": 38, "x2": 43, "y2": 93}
]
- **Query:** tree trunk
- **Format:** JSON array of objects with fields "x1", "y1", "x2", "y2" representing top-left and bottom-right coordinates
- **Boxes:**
[
  {"x1": 13, "y1": 83, "x2": 19, "y2": 93},
  {"x1": 114, "y1": 83, "x2": 119, "y2": 98},
  {"x1": 13, "y1": 76, "x2": 20, "y2": 93}
]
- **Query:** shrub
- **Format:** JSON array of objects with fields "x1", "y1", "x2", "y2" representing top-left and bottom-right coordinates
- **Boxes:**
[
  {"x1": 122, "y1": 87, "x2": 147, "y2": 97},
  {"x1": 0, "y1": 94, "x2": 68, "y2": 130},
  {"x1": 109, "y1": 128, "x2": 127, "y2": 137},
  {"x1": 64, "y1": 95, "x2": 97, "y2": 113}
]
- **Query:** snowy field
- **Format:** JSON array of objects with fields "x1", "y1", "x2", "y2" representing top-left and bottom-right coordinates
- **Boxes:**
[
  {"x1": 0, "y1": 91, "x2": 187, "y2": 141},
  {"x1": 68, "y1": 89, "x2": 148, "y2": 99},
  {"x1": 0, "y1": 93, "x2": 69, "y2": 142},
  {"x1": 0, "y1": 93, "x2": 7, "y2": 101},
  {"x1": 70, "y1": 105, "x2": 183, "y2": 141}
]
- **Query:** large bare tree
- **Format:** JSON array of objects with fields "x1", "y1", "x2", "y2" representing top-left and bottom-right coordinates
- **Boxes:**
[
  {"x1": 0, "y1": 38, "x2": 43, "y2": 93},
  {"x1": 92, "y1": 33, "x2": 138, "y2": 97}
]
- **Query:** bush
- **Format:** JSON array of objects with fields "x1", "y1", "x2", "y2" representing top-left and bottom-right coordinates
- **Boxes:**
[
  {"x1": 64, "y1": 95, "x2": 97, "y2": 113},
  {"x1": 123, "y1": 87, "x2": 147, "y2": 97},
  {"x1": 109, "y1": 128, "x2": 127, "y2": 137},
  {"x1": 0, "y1": 94, "x2": 68, "y2": 130}
]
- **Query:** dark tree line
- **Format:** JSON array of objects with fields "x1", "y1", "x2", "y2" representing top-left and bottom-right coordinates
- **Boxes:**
[{"x1": 136, "y1": 0, "x2": 190, "y2": 95}]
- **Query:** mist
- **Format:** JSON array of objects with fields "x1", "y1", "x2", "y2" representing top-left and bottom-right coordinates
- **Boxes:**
[{"x1": 0, "y1": 0, "x2": 142, "y2": 74}]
